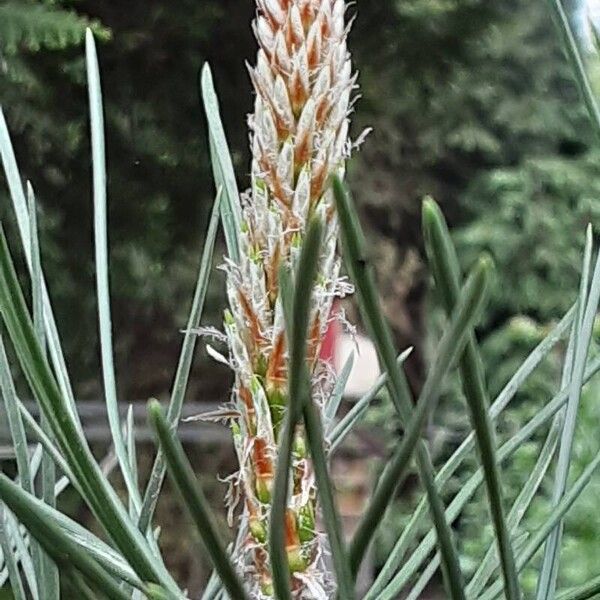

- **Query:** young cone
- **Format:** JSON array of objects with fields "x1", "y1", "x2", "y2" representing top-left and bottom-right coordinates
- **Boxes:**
[{"x1": 213, "y1": 0, "x2": 358, "y2": 596}]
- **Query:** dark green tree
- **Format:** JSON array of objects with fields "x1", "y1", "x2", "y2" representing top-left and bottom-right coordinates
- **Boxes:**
[{"x1": 0, "y1": 0, "x2": 253, "y2": 399}]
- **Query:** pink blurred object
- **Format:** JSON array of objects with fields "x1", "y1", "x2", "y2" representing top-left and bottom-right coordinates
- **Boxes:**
[{"x1": 320, "y1": 301, "x2": 381, "y2": 399}]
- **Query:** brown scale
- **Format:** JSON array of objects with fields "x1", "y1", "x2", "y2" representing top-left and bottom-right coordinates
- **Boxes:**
[
  {"x1": 289, "y1": 69, "x2": 309, "y2": 116},
  {"x1": 299, "y1": 2, "x2": 316, "y2": 30},
  {"x1": 327, "y1": 59, "x2": 337, "y2": 87},
  {"x1": 266, "y1": 331, "x2": 288, "y2": 393},
  {"x1": 285, "y1": 14, "x2": 303, "y2": 49},
  {"x1": 238, "y1": 289, "x2": 267, "y2": 356},
  {"x1": 260, "y1": 4, "x2": 281, "y2": 30},
  {"x1": 239, "y1": 384, "x2": 257, "y2": 435},
  {"x1": 315, "y1": 94, "x2": 332, "y2": 127},
  {"x1": 307, "y1": 26, "x2": 322, "y2": 69},
  {"x1": 320, "y1": 13, "x2": 331, "y2": 41},
  {"x1": 294, "y1": 125, "x2": 313, "y2": 167},
  {"x1": 265, "y1": 241, "x2": 282, "y2": 306},
  {"x1": 263, "y1": 84, "x2": 294, "y2": 139},
  {"x1": 248, "y1": 71, "x2": 292, "y2": 139},
  {"x1": 284, "y1": 509, "x2": 301, "y2": 552},
  {"x1": 274, "y1": 110, "x2": 294, "y2": 141},
  {"x1": 266, "y1": 163, "x2": 293, "y2": 209},
  {"x1": 306, "y1": 313, "x2": 322, "y2": 369},
  {"x1": 310, "y1": 159, "x2": 328, "y2": 205},
  {"x1": 255, "y1": 150, "x2": 295, "y2": 218},
  {"x1": 270, "y1": 45, "x2": 289, "y2": 81},
  {"x1": 253, "y1": 437, "x2": 274, "y2": 495},
  {"x1": 293, "y1": 458, "x2": 306, "y2": 495}
]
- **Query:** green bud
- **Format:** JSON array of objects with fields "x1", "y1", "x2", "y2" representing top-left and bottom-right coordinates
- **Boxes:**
[
  {"x1": 254, "y1": 178, "x2": 267, "y2": 193},
  {"x1": 260, "y1": 580, "x2": 274, "y2": 596},
  {"x1": 267, "y1": 387, "x2": 286, "y2": 407},
  {"x1": 287, "y1": 547, "x2": 308, "y2": 573},
  {"x1": 256, "y1": 476, "x2": 272, "y2": 503},
  {"x1": 250, "y1": 373, "x2": 263, "y2": 395},
  {"x1": 249, "y1": 244, "x2": 262, "y2": 265},
  {"x1": 255, "y1": 354, "x2": 268, "y2": 378},
  {"x1": 298, "y1": 503, "x2": 316, "y2": 543},
  {"x1": 249, "y1": 517, "x2": 267, "y2": 543},
  {"x1": 267, "y1": 387, "x2": 287, "y2": 433},
  {"x1": 293, "y1": 433, "x2": 307, "y2": 459}
]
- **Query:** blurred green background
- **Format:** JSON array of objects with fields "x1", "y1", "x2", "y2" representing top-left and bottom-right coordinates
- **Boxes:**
[{"x1": 1, "y1": 0, "x2": 600, "y2": 597}]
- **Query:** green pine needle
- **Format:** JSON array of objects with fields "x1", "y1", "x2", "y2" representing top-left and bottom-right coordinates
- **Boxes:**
[
  {"x1": 349, "y1": 254, "x2": 491, "y2": 574},
  {"x1": 422, "y1": 197, "x2": 521, "y2": 600},
  {"x1": 147, "y1": 400, "x2": 250, "y2": 600},
  {"x1": 333, "y1": 175, "x2": 467, "y2": 600}
]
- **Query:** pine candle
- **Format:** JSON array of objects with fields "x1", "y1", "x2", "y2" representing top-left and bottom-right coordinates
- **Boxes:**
[{"x1": 221, "y1": 1, "x2": 357, "y2": 596}]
